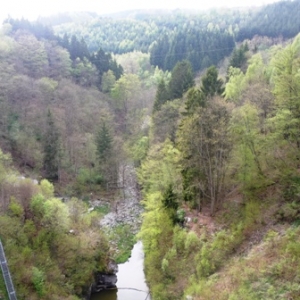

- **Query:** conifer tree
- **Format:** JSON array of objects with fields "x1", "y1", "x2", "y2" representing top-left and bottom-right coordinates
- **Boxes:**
[
  {"x1": 168, "y1": 60, "x2": 195, "y2": 100},
  {"x1": 153, "y1": 79, "x2": 169, "y2": 113},
  {"x1": 96, "y1": 122, "x2": 112, "y2": 165},
  {"x1": 201, "y1": 65, "x2": 224, "y2": 98}
]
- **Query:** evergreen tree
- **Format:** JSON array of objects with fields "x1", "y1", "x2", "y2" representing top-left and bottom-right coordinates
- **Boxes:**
[
  {"x1": 228, "y1": 43, "x2": 249, "y2": 71},
  {"x1": 201, "y1": 66, "x2": 224, "y2": 98},
  {"x1": 162, "y1": 184, "x2": 179, "y2": 224},
  {"x1": 43, "y1": 110, "x2": 60, "y2": 180},
  {"x1": 96, "y1": 122, "x2": 112, "y2": 165},
  {"x1": 153, "y1": 79, "x2": 169, "y2": 113},
  {"x1": 109, "y1": 59, "x2": 123, "y2": 80},
  {"x1": 91, "y1": 48, "x2": 111, "y2": 87},
  {"x1": 168, "y1": 60, "x2": 195, "y2": 100}
]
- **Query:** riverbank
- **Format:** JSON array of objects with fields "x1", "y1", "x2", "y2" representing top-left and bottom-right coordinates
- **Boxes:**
[
  {"x1": 91, "y1": 241, "x2": 151, "y2": 300},
  {"x1": 91, "y1": 163, "x2": 144, "y2": 263}
]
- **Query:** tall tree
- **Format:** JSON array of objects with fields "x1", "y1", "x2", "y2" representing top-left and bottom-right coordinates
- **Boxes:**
[
  {"x1": 200, "y1": 65, "x2": 224, "y2": 98},
  {"x1": 96, "y1": 122, "x2": 112, "y2": 165},
  {"x1": 95, "y1": 122, "x2": 117, "y2": 182},
  {"x1": 168, "y1": 60, "x2": 195, "y2": 100},
  {"x1": 152, "y1": 79, "x2": 169, "y2": 113},
  {"x1": 178, "y1": 97, "x2": 231, "y2": 215}
]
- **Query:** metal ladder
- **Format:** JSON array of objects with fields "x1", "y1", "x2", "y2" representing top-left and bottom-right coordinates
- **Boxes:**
[{"x1": 0, "y1": 240, "x2": 17, "y2": 300}]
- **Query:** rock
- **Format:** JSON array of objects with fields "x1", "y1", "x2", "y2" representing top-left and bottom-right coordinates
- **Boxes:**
[
  {"x1": 99, "y1": 163, "x2": 144, "y2": 233},
  {"x1": 107, "y1": 261, "x2": 118, "y2": 274},
  {"x1": 91, "y1": 272, "x2": 117, "y2": 293}
]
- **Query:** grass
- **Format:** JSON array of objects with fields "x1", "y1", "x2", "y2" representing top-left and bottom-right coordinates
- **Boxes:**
[
  {"x1": 93, "y1": 204, "x2": 110, "y2": 216},
  {"x1": 108, "y1": 224, "x2": 136, "y2": 264},
  {"x1": 185, "y1": 225, "x2": 300, "y2": 300}
]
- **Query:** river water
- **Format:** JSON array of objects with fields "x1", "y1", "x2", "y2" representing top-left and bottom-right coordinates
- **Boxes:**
[{"x1": 90, "y1": 241, "x2": 150, "y2": 300}]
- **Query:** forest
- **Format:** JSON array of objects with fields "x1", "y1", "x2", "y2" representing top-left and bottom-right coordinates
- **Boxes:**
[{"x1": 1, "y1": 0, "x2": 300, "y2": 299}]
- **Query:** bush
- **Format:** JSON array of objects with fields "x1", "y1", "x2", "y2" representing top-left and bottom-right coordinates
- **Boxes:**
[{"x1": 31, "y1": 267, "x2": 45, "y2": 297}]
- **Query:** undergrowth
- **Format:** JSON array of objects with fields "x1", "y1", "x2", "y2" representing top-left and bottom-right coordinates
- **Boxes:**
[{"x1": 108, "y1": 225, "x2": 136, "y2": 263}]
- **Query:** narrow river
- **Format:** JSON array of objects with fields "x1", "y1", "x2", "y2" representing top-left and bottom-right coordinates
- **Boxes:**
[{"x1": 90, "y1": 241, "x2": 150, "y2": 300}]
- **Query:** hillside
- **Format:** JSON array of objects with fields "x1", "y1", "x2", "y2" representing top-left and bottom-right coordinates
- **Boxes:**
[
  {"x1": 136, "y1": 32, "x2": 300, "y2": 299},
  {"x1": 1, "y1": 1, "x2": 300, "y2": 299}
]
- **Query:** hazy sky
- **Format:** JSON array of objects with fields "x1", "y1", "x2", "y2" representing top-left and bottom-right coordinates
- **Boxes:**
[{"x1": 1, "y1": 0, "x2": 280, "y2": 22}]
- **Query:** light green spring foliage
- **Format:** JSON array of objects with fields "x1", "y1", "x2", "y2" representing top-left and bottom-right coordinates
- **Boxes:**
[
  {"x1": 181, "y1": 35, "x2": 300, "y2": 300},
  {"x1": 115, "y1": 52, "x2": 171, "y2": 87},
  {"x1": 39, "y1": 179, "x2": 54, "y2": 199},
  {"x1": 230, "y1": 103, "x2": 267, "y2": 190},
  {"x1": 138, "y1": 139, "x2": 181, "y2": 195},
  {"x1": 224, "y1": 54, "x2": 266, "y2": 103},
  {"x1": 0, "y1": 173, "x2": 110, "y2": 299},
  {"x1": 186, "y1": 226, "x2": 300, "y2": 300},
  {"x1": 138, "y1": 35, "x2": 300, "y2": 300}
]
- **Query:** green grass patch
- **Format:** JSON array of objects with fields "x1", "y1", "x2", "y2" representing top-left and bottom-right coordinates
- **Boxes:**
[
  {"x1": 109, "y1": 224, "x2": 136, "y2": 263},
  {"x1": 93, "y1": 204, "x2": 110, "y2": 216}
]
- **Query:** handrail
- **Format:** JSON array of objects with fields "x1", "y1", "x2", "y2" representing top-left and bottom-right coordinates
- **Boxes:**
[{"x1": 0, "y1": 239, "x2": 17, "y2": 300}]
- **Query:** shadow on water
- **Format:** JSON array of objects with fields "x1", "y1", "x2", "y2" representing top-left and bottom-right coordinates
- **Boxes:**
[
  {"x1": 90, "y1": 289, "x2": 117, "y2": 300},
  {"x1": 90, "y1": 241, "x2": 151, "y2": 300},
  {"x1": 90, "y1": 288, "x2": 150, "y2": 300}
]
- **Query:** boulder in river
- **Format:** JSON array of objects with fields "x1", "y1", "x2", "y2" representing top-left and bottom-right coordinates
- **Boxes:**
[{"x1": 91, "y1": 261, "x2": 118, "y2": 293}]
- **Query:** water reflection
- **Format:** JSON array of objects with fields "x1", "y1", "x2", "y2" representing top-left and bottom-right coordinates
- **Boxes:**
[
  {"x1": 90, "y1": 241, "x2": 150, "y2": 300},
  {"x1": 90, "y1": 289, "x2": 117, "y2": 300}
]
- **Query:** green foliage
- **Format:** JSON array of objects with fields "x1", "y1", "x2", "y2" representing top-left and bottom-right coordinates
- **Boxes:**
[
  {"x1": 162, "y1": 185, "x2": 179, "y2": 225},
  {"x1": 237, "y1": 0, "x2": 300, "y2": 41},
  {"x1": 96, "y1": 123, "x2": 112, "y2": 164},
  {"x1": 101, "y1": 70, "x2": 116, "y2": 93},
  {"x1": 93, "y1": 204, "x2": 110, "y2": 216},
  {"x1": 230, "y1": 103, "x2": 267, "y2": 193},
  {"x1": 138, "y1": 139, "x2": 181, "y2": 195},
  {"x1": 153, "y1": 79, "x2": 169, "y2": 112},
  {"x1": 200, "y1": 65, "x2": 224, "y2": 98},
  {"x1": 152, "y1": 99, "x2": 181, "y2": 143},
  {"x1": 168, "y1": 60, "x2": 195, "y2": 99},
  {"x1": 228, "y1": 43, "x2": 249, "y2": 71},
  {"x1": 109, "y1": 225, "x2": 135, "y2": 263},
  {"x1": 39, "y1": 179, "x2": 54, "y2": 199},
  {"x1": 244, "y1": 200, "x2": 261, "y2": 227},
  {"x1": 0, "y1": 183, "x2": 111, "y2": 299},
  {"x1": 8, "y1": 200, "x2": 23, "y2": 218},
  {"x1": 276, "y1": 201, "x2": 300, "y2": 222},
  {"x1": 130, "y1": 136, "x2": 149, "y2": 166},
  {"x1": 31, "y1": 267, "x2": 45, "y2": 297}
]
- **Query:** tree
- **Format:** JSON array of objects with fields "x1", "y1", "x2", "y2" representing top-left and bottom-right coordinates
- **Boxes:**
[
  {"x1": 178, "y1": 96, "x2": 231, "y2": 215},
  {"x1": 168, "y1": 60, "x2": 195, "y2": 100},
  {"x1": 91, "y1": 48, "x2": 111, "y2": 87},
  {"x1": 152, "y1": 99, "x2": 181, "y2": 143},
  {"x1": 200, "y1": 66, "x2": 224, "y2": 98},
  {"x1": 271, "y1": 37, "x2": 300, "y2": 146},
  {"x1": 228, "y1": 43, "x2": 249, "y2": 71},
  {"x1": 230, "y1": 103, "x2": 266, "y2": 192},
  {"x1": 101, "y1": 70, "x2": 116, "y2": 93},
  {"x1": 152, "y1": 79, "x2": 169, "y2": 113},
  {"x1": 14, "y1": 33, "x2": 48, "y2": 78},
  {"x1": 95, "y1": 122, "x2": 116, "y2": 182},
  {"x1": 96, "y1": 122, "x2": 112, "y2": 164},
  {"x1": 43, "y1": 110, "x2": 60, "y2": 180},
  {"x1": 162, "y1": 184, "x2": 179, "y2": 224},
  {"x1": 110, "y1": 73, "x2": 142, "y2": 133}
]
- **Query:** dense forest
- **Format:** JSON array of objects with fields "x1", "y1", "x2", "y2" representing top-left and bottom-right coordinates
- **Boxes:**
[{"x1": 1, "y1": 0, "x2": 300, "y2": 299}]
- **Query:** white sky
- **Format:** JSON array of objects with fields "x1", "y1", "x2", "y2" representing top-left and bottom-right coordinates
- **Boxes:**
[{"x1": 1, "y1": 0, "x2": 280, "y2": 22}]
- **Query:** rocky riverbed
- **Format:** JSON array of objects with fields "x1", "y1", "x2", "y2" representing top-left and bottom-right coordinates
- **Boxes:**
[{"x1": 91, "y1": 163, "x2": 143, "y2": 233}]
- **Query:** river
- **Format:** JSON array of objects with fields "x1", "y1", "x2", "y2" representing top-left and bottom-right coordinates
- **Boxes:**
[{"x1": 90, "y1": 241, "x2": 150, "y2": 300}]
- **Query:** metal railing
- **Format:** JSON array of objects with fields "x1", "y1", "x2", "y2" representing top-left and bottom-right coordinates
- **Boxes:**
[{"x1": 0, "y1": 240, "x2": 17, "y2": 300}]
